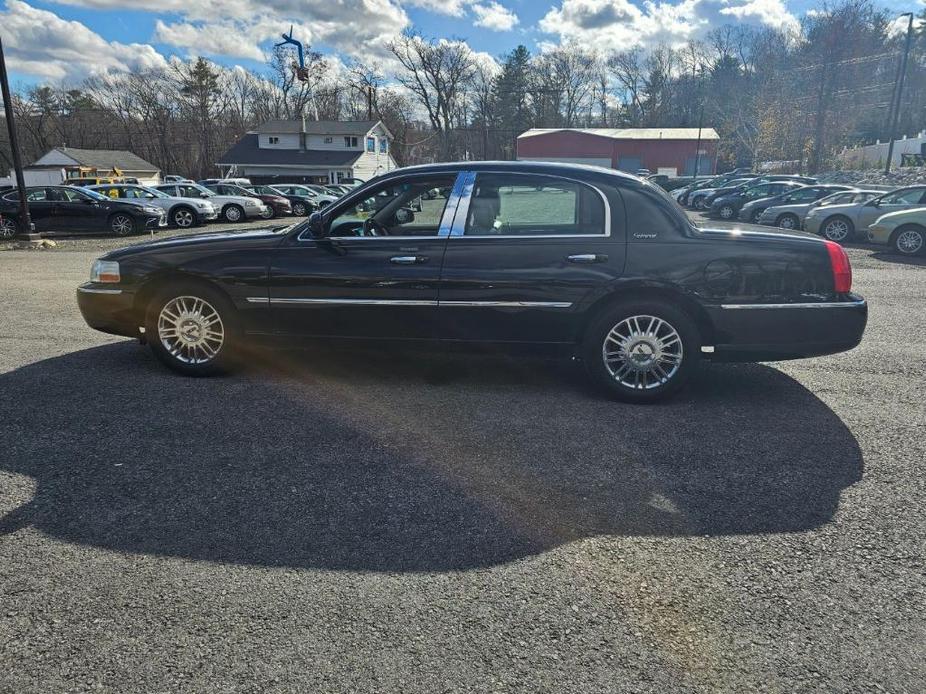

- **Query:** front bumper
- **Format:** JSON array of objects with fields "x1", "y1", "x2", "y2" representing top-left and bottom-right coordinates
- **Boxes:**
[
  {"x1": 199, "y1": 209, "x2": 219, "y2": 222},
  {"x1": 705, "y1": 296, "x2": 867, "y2": 362},
  {"x1": 803, "y1": 216, "x2": 823, "y2": 235},
  {"x1": 76, "y1": 284, "x2": 139, "y2": 338},
  {"x1": 867, "y1": 224, "x2": 892, "y2": 245},
  {"x1": 145, "y1": 211, "x2": 168, "y2": 229}
]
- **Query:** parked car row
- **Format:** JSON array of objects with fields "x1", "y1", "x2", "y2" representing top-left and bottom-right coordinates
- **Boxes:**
[
  {"x1": 673, "y1": 172, "x2": 926, "y2": 256},
  {"x1": 0, "y1": 177, "x2": 364, "y2": 238}
]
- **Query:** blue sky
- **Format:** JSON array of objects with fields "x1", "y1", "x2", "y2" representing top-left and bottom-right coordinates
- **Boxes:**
[{"x1": 0, "y1": 0, "x2": 918, "y2": 86}]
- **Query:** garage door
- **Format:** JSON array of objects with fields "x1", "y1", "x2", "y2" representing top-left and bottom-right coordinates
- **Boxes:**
[{"x1": 617, "y1": 156, "x2": 643, "y2": 173}]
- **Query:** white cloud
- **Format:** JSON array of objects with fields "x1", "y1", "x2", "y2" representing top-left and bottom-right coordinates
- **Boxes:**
[
  {"x1": 0, "y1": 0, "x2": 167, "y2": 81},
  {"x1": 403, "y1": 0, "x2": 470, "y2": 15},
  {"x1": 538, "y1": 0, "x2": 799, "y2": 52},
  {"x1": 472, "y1": 2, "x2": 519, "y2": 31}
]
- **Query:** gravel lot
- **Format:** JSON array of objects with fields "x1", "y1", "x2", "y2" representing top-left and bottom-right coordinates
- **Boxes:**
[{"x1": 0, "y1": 213, "x2": 924, "y2": 692}]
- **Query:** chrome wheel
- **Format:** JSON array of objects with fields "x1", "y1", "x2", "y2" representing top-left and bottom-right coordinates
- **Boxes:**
[
  {"x1": 293, "y1": 203, "x2": 307, "y2": 216},
  {"x1": 111, "y1": 214, "x2": 134, "y2": 236},
  {"x1": 823, "y1": 218, "x2": 850, "y2": 242},
  {"x1": 157, "y1": 296, "x2": 225, "y2": 365},
  {"x1": 0, "y1": 217, "x2": 16, "y2": 238},
  {"x1": 778, "y1": 215, "x2": 798, "y2": 229},
  {"x1": 224, "y1": 205, "x2": 242, "y2": 222},
  {"x1": 602, "y1": 315, "x2": 683, "y2": 390},
  {"x1": 174, "y1": 208, "x2": 195, "y2": 228},
  {"x1": 719, "y1": 205, "x2": 734, "y2": 219},
  {"x1": 895, "y1": 229, "x2": 924, "y2": 255}
]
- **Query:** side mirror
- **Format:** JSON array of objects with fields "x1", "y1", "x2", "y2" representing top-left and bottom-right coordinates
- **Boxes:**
[
  {"x1": 307, "y1": 211, "x2": 324, "y2": 237},
  {"x1": 395, "y1": 208, "x2": 414, "y2": 225}
]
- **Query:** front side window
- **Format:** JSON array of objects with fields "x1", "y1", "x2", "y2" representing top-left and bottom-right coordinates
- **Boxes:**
[
  {"x1": 880, "y1": 188, "x2": 926, "y2": 205},
  {"x1": 783, "y1": 187, "x2": 822, "y2": 203},
  {"x1": 463, "y1": 174, "x2": 605, "y2": 237},
  {"x1": 326, "y1": 175, "x2": 456, "y2": 238}
]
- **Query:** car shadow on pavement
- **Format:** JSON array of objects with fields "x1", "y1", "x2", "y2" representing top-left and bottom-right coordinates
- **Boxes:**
[
  {"x1": 0, "y1": 343, "x2": 863, "y2": 572},
  {"x1": 869, "y1": 250, "x2": 926, "y2": 267}
]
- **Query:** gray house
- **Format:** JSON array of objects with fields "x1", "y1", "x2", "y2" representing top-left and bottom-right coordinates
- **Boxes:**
[{"x1": 218, "y1": 119, "x2": 398, "y2": 185}]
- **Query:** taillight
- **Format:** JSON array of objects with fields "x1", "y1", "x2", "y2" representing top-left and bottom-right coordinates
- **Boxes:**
[{"x1": 823, "y1": 240, "x2": 852, "y2": 293}]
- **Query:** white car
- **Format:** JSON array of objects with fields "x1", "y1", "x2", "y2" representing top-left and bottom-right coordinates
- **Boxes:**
[
  {"x1": 155, "y1": 182, "x2": 267, "y2": 222},
  {"x1": 89, "y1": 183, "x2": 218, "y2": 228}
]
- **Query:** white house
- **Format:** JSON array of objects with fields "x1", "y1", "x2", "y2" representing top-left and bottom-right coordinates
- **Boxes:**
[
  {"x1": 217, "y1": 119, "x2": 398, "y2": 184},
  {"x1": 5, "y1": 147, "x2": 161, "y2": 186}
]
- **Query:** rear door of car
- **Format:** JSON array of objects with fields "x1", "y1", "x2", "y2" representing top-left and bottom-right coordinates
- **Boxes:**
[
  {"x1": 436, "y1": 171, "x2": 624, "y2": 345},
  {"x1": 16, "y1": 188, "x2": 55, "y2": 232}
]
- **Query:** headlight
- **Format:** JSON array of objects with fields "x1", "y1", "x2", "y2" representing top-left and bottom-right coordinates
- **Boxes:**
[
  {"x1": 90, "y1": 259, "x2": 120, "y2": 283},
  {"x1": 195, "y1": 202, "x2": 210, "y2": 210}
]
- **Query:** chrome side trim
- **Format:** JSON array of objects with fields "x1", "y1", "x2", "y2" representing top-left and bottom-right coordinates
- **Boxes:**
[
  {"x1": 720, "y1": 300, "x2": 866, "y2": 310},
  {"x1": 247, "y1": 297, "x2": 573, "y2": 309},
  {"x1": 78, "y1": 287, "x2": 123, "y2": 295},
  {"x1": 440, "y1": 300, "x2": 573, "y2": 308}
]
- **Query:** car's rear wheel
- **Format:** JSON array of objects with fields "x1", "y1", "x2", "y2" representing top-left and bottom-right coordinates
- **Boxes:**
[
  {"x1": 892, "y1": 225, "x2": 925, "y2": 256},
  {"x1": 146, "y1": 282, "x2": 236, "y2": 376},
  {"x1": 223, "y1": 204, "x2": 244, "y2": 223},
  {"x1": 749, "y1": 208, "x2": 763, "y2": 223},
  {"x1": 718, "y1": 204, "x2": 735, "y2": 220},
  {"x1": 821, "y1": 216, "x2": 853, "y2": 243},
  {"x1": 260, "y1": 205, "x2": 274, "y2": 219},
  {"x1": 110, "y1": 213, "x2": 137, "y2": 236},
  {"x1": 172, "y1": 206, "x2": 196, "y2": 228},
  {"x1": 582, "y1": 300, "x2": 700, "y2": 403},
  {"x1": 777, "y1": 213, "x2": 800, "y2": 230},
  {"x1": 0, "y1": 216, "x2": 18, "y2": 238}
]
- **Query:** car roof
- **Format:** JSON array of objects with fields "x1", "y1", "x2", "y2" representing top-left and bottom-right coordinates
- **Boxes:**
[{"x1": 380, "y1": 160, "x2": 642, "y2": 185}]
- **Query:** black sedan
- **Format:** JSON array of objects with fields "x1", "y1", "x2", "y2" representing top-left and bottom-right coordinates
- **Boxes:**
[
  {"x1": 1, "y1": 185, "x2": 165, "y2": 237},
  {"x1": 707, "y1": 181, "x2": 803, "y2": 220},
  {"x1": 76, "y1": 162, "x2": 867, "y2": 403}
]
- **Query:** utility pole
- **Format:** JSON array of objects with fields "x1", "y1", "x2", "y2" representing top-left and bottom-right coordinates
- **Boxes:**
[
  {"x1": 885, "y1": 12, "x2": 915, "y2": 174},
  {"x1": 692, "y1": 65, "x2": 705, "y2": 181},
  {"x1": 0, "y1": 35, "x2": 36, "y2": 239}
]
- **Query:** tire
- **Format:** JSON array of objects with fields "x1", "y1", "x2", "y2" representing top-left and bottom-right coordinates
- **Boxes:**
[
  {"x1": 718, "y1": 204, "x2": 735, "y2": 220},
  {"x1": 223, "y1": 204, "x2": 244, "y2": 223},
  {"x1": 146, "y1": 281, "x2": 237, "y2": 376},
  {"x1": 891, "y1": 225, "x2": 926, "y2": 256},
  {"x1": 293, "y1": 202, "x2": 308, "y2": 216},
  {"x1": 777, "y1": 213, "x2": 800, "y2": 230},
  {"x1": 171, "y1": 206, "x2": 196, "y2": 228},
  {"x1": 693, "y1": 197, "x2": 704, "y2": 210},
  {"x1": 109, "y1": 213, "x2": 137, "y2": 236},
  {"x1": 0, "y1": 216, "x2": 18, "y2": 238},
  {"x1": 821, "y1": 216, "x2": 854, "y2": 243},
  {"x1": 260, "y1": 206, "x2": 274, "y2": 219},
  {"x1": 582, "y1": 300, "x2": 701, "y2": 404}
]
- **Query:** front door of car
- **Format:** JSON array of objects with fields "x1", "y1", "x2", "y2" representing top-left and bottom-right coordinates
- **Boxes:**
[
  {"x1": 856, "y1": 187, "x2": 926, "y2": 230},
  {"x1": 266, "y1": 172, "x2": 462, "y2": 340},
  {"x1": 437, "y1": 171, "x2": 625, "y2": 345},
  {"x1": 53, "y1": 187, "x2": 105, "y2": 232}
]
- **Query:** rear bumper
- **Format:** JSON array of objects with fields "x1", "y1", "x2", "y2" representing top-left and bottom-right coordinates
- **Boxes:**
[
  {"x1": 705, "y1": 297, "x2": 867, "y2": 361},
  {"x1": 76, "y1": 284, "x2": 139, "y2": 338}
]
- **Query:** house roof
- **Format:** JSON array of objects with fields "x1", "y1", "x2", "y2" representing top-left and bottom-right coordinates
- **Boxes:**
[
  {"x1": 518, "y1": 128, "x2": 720, "y2": 141},
  {"x1": 38, "y1": 147, "x2": 159, "y2": 172},
  {"x1": 217, "y1": 134, "x2": 364, "y2": 168},
  {"x1": 255, "y1": 119, "x2": 384, "y2": 137}
]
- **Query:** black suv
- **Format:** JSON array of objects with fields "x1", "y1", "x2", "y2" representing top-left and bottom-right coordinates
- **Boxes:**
[{"x1": 0, "y1": 185, "x2": 165, "y2": 237}]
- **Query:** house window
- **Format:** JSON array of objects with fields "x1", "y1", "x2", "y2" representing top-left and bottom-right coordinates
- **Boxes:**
[
  {"x1": 268, "y1": 136, "x2": 279, "y2": 145},
  {"x1": 324, "y1": 137, "x2": 333, "y2": 144},
  {"x1": 344, "y1": 136, "x2": 358, "y2": 148},
  {"x1": 379, "y1": 139, "x2": 388, "y2": 154},
  {"x1": 366, "y1": 136, "x2": 376, "y2": 153}
]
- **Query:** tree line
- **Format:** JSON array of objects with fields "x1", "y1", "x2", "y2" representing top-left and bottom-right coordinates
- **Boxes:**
[{"x1": 0, "y1": 0, "x2": 924, "y2": 178}]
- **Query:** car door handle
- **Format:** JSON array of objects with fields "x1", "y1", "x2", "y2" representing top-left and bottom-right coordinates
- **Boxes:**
[
  {"x1": 566, "y1": 254, "x2": 607, "y2": 263},
  {"x1": 390, "y1": 255, "x2": 428, "y2": 265}
]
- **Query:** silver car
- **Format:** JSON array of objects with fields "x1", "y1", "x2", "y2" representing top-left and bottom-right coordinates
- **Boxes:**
[
  {"x1": 273, "y1": 184, "x2": 338, "y2": 208},
  {"x1": 89, "y1": 183, "x2": 218, "y2": 228},
  {"x1": 758, "y1": 189, "x2": 881, "y2": 230},
  {"x1": 154, "y1": 182, "x2": 267, "y2": 223},
  {"x1": 803, "y1": 185, "x2": 926, "y2": 242}
]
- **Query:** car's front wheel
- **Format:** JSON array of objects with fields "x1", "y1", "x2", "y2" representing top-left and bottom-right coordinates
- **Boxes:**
[
  {"x1": 582, "y1": 300, "x2": 700, "y2": 403},
  {"x1": 146, "y1": 282, "x2": 236, "y2": 376},
  {"x1": 260, "y1": 205, "x2": 274, "y2": 219},
  {"x1": 892, "y1": 225, "x2": 926, "y2": 256},
  {"x1": 717, "y1": 204, "x2": 735, "y2": 220},
  {"x1": 223, "y1": 204, "x2": 244, "y2": 223},
  {"x1": 0, "y1": 216, "x2": 18, "y2": 238},
  {"x1": 172, "y1": 206, "x2": 196, "y2": 228},
  {"x1": 109, "y1": 213, "x2": 137, "y2": 236},
  {"x1": 821, "y1": 216, "x2": 853, "y2": 243},
  {"x1": 293, "y1": 202, "x2": 308, "y2": 216}
]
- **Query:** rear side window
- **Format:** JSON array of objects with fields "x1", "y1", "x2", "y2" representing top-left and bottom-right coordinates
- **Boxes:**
[
  {"x1": 464, "y1": 173, "x2": 606, "y2": 236},
  {"x1": 620, "y1": 187, "x2": 682, "y2": 239}
]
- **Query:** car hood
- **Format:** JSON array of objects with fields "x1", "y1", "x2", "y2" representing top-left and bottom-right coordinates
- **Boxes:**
[
  {"x1": 104, "y1": 226, "x2": 289, "y2": 259},
  {"x1": 741, "y1": 196, "x2": 778, "y2": 210},
  {"x1": 204, "y1": 194, "x2": 259, "y2": 205}
]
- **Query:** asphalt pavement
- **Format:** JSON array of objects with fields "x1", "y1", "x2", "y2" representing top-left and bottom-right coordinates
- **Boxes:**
[{"x1": 0, "y1": 215, "x2": 924, "y2": 692}]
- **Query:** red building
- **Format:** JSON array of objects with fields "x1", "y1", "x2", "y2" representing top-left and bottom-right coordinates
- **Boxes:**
[{"x1": 516, "y1": 128, "x2": 719, "y2": 176}]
